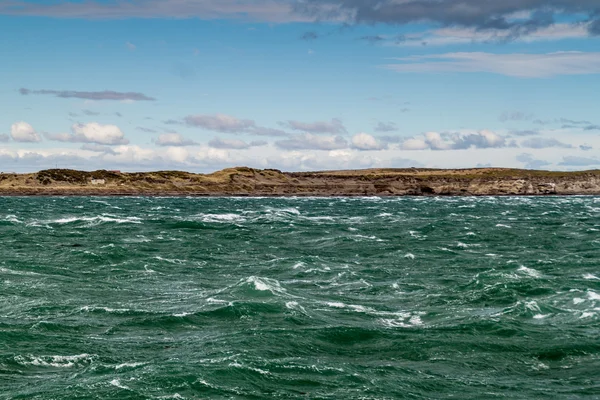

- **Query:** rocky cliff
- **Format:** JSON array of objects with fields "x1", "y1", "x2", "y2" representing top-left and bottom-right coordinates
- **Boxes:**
[{"x1": 1, "y1": 167, "x2": 599, "y2": 196}]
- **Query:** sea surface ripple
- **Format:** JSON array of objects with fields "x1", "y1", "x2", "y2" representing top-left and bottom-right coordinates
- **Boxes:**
[{"x1": 1, "y1": 196, "x2": 599, "y2": 399}]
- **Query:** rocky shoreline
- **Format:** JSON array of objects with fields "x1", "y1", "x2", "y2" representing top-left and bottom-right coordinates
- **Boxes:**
[{"x1": 1, "y1": 167, "x2": 600, "y2": 196}]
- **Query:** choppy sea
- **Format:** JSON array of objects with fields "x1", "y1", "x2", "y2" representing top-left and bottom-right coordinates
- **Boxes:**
[{"x1": 1, "y1": 196, "x2": 599, "y2": 399}]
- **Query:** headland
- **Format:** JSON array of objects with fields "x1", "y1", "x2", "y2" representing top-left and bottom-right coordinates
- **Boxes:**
[{"x1": 1, "y1": 167, "x2": 599, "y2": 196}]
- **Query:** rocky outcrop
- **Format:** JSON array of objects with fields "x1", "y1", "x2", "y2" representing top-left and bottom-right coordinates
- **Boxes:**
[{"x1": 0, "y1": 167, "x2": 599, "y2": 196}]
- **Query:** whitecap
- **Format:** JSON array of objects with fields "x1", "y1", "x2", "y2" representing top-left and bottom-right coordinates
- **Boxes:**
[
  {"x1": 583, "y1": 274, "x2": 599, "y2": 280},
  {"x1": 573, "y1": 298, "x2": 585, "y2": 305},
  {"x1": 244, "y1": 276, "x2": 286, "y2": 295},
  {"x1": 587, "y1": 291, "x2": 600, "y2": 301},
  {"x1": 115, "y1": 362, "x2": 146, "y2": 370},
  {"x1": 110, "y1": 379, "x2": 129, "y2": 389},
  {"x1": 495, "y1": 224, "x2": 512, "y2": 228},
  {"x1": 518, "y1": 266, "x2": 541, "y2": 278},
  {"x1": 3, "y1": 215, "x2": 22, "y2": 224},
  {"x1": 404, "y1": 253, "x2": 415, "y2": 260},
  {"x1": 15, "y1": 354, "x2": 93, "y2": 368}
]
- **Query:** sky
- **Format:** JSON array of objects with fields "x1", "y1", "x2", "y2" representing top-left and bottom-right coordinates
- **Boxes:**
[{"x1": 1, "y1": 0, "x2": 600, "y2": 173}]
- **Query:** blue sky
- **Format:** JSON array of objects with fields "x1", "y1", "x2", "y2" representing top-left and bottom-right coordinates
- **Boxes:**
[{"x1": 1, "y1": 0, "x2": 599, "y2": 172}]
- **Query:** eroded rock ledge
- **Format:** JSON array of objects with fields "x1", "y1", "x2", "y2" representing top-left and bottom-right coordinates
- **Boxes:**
[{"x1": 1, "y1": 167, "x2": 599, "y2": 196}]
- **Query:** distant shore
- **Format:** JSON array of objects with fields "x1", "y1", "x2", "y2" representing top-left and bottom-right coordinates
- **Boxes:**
[{"x1": 1, "y1": 167, "x2": 600, "y2": 196}]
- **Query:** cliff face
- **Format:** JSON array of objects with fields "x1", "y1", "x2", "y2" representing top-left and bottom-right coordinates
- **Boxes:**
[{"x1": 1, "y1": 167, "x2": 599, "y2": 196}]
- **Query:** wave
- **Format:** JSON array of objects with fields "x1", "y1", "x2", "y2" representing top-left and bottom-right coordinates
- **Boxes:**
[{"x1": 13, "y1": 354, "x2": 95, "y2": 368}]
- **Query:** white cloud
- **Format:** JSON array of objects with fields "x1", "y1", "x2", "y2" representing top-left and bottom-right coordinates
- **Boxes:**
[
  {"x1": 47, "y1": 123, "x2": 128, "y2": 145},
  {"x1": 383, "y1": 52, "x2": 600, "y2": 78},
  {"x1": 559, "y1": 156, "x2": 600, "y2": 167},
  {"x1": 392, "y1": 23, "x2": 591, "y2": 47},
  {"x1": 351, "y1": 133, "x2": 387, "y2": 151},
  {"x1": 208, "y1": 137, "x2": 266, "y2": 149},
  {"x1": 10, "y1": 122, "x2": 42, "y2": 143},
  {"x1": 401, "y1": 130, "x2": 507, "y2": 150},
  {"x1": 521, "y1": 137, "x2": 573, "y2": 149},
  {"x1": 184, "y1": 114, "x2": 255, "y2": 133},
  {"x1": 281, "y1": 118, "x2": 347, "y2": 134},
  {"x1": 275, "y1": 133, "x2": 348, "y2": 150},
  {"x1": 155, "y1": 133, "x2": 198, "y2": 147}
]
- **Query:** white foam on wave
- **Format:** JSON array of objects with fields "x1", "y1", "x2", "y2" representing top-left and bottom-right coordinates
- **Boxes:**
[
  {"x1": 573, "y1": 298, "x2": 586, "y2": 305},
  {"x1": 110, "y1": 379, "x2": 130, "y2": 390},
  {"x1": 0, "y1": 266, "x2": 39, "y2": 276},
  {"x1": 496, "y1": 224, "x2": 511, "y2": 228},
  {"x1": 154, "y1": 256, "x2": 187, "y2": 265},
  {"x1": 80, "y1": 306, "x2": 137, "y2": 314},
  {"x1": 115, "y1": 362, "x2": 146, "y2": 370},
  {"x1": 404, "y1": 253, "x2": 415, "y2": 260},
  {"x1": 583, "y1": 274, "x2": 599, "y2": 280},
  {"x1": 285, "y1": 301, "x2": 307, "y2": 314},
  {"x1": 518, "y1": 266, "x2": 541, "y2": 278},
  {"x1": 587, "y1": 290, "x2": 600, "y2": 301},
  {"x1": 244, "y1": 276, "x2": 286, "y2": 295},
  {"x1": 158, "y1": 394, "x2": 185, "y2": 399},
  {"x1": 15, "y1": 354, "x2": 93, "y2": 368},
  {"x1": 193, "y1": 213, "x2": 245, "y2": 223},
  {"x1": 379, "y1": 312, "x2": 424, "y2": 328},
  {"x1": 3, "y1": 215, "x2": 22, "y2": 224},
  {"x1": 228, "y1": 362, "x2": 270, "y2": 375},
  {"x1": 351, "y1": 234, "x2": 384, "y2": 242}
]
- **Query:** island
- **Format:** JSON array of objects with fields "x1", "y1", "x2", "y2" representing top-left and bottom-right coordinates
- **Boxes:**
[{"x1": 0, "y1": 167, "x2": 599, "y2": 196}]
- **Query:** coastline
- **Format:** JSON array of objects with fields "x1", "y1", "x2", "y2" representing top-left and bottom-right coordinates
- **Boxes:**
[{"x1": 1, "y1": 167, "x2": 600, "y2": 196}]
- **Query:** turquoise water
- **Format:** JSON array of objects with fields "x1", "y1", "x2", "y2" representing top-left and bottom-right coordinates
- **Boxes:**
[{"x1": 1, "y1": 196, "x2": 599, "y2": 399}]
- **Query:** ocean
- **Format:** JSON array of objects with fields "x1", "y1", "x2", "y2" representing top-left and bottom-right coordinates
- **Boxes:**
[{"x1": 1, "y1": 196, "x2": 599, "y2": 399}]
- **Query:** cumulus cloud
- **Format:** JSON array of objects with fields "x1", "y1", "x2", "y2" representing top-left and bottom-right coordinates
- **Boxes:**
[
  {"x1": 19, "y1": 88, "x2": 155, "y2": 101},
  {"x1": 383, "y1": 52, "x2": 600, "y2": 78},
  {"x1": 155, "y1": 133, "x2": 198, "y2": 147},
  {"x1": 516, "y1": 153, "x2": 552, "y2": 169},
  {"x1": 351, "y1": 133, "x2": 387, "y2": 151},
  {"x1": 401, "y1": 130, "x2": 507, "y2": 151},
  {"x1": 10, "y1": 122, "x2": 42, "y2": 142},
  {"x1": 275, "y1": 133, "x2": 348, "y2": 151},
  {"x1": 46, "y1": 123, "x2": 129, "y2": 145},
  {"x1": 559, "y1": 156, "x2": 600, "y2": 166},
  {"x1": 521, "y1": 137, "x2": 573, "y2": 149},
  {"x1": 281, "y1": 118, "x2": 347, "y2": 134}
]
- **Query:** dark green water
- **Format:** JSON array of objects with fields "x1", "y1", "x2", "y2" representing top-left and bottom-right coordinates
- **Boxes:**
[{"x1": 1, "y1": 196, "x2": 599, "y2": 399}]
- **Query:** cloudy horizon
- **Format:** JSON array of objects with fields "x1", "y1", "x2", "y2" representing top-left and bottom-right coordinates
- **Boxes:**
[{"x1": 1, "y1": 0, "x2": 599, "y2": 173}]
